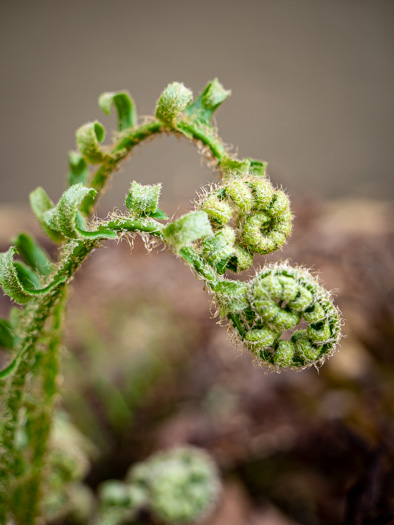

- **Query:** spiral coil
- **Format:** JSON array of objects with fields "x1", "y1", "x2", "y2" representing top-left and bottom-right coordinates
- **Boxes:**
[
  {"x1": 198, "y1": 166, "x2": 292, "y2": 274},
  {"x1": 213, "y1": 264, "x2": 341, "y2": 370}
]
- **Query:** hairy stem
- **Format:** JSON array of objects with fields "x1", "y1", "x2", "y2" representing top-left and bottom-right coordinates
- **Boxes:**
[
  {"x1": 13, "y1": 291, "x2": 66, "y2": 525},
  {"x1": 0, "y1": 108, "x2": 229, "y2": 525},
  {"x1": 87, "y1": 121, "x2": 163, "y2": 207},
  {"x1": 85, "y1": 117, "x2": 226, "y2": 216},
  {"x1": 176, "y1": 121, "x2": 227, "y2": 160},
  {"x1": 179, "y1": 246, "x2": 219, "y2": 284},
  {"x1": 0, "y1": 242, "x2": 95, "y2": 524},
  {"x1": 0, "y1": 221, "x2": 164, "y2": 524}
]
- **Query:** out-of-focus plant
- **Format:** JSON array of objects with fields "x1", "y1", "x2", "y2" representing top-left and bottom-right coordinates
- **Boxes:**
[
  {"x1": 0, "y1": 79, "x2": 342, "y2": 524},
  {"x1": 94, "y1": 446, "x2": 221, "y2": 525}
]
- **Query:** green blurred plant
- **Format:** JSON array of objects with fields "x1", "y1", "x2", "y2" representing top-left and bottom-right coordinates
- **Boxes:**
[
  {"x1": 94, "y1": 446, "x2": 221, "y2": 525},
  {"x1": 0, "y1": 79, "x2": 341, "y2": 524}
]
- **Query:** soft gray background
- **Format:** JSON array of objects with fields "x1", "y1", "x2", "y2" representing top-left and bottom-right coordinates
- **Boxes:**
[{"x1": 1, "y1": 0, "x2": 393, "y2": 214}]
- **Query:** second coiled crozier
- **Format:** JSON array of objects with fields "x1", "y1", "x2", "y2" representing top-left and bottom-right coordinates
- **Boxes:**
[{"x1": 198, "y1": 159, "x2": 292, "y2": 274}]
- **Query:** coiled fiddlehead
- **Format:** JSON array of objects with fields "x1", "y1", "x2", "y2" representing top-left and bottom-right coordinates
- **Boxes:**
[
  {"x1": 0, "y1": 78, "x2": 342, "y2": 525},
  {"x1": 198, "y1": 163, "x2": 292, "y2": 274},
  {"x1": 212, "y1": 264, "x2": 341, "y2": 370},
  {"x1": 178, "y1": 151, "x2": 340, "y2": 371}
]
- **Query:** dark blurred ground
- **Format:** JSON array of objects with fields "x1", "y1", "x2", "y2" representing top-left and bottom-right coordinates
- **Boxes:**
[{"x1": 2, "y1": 195, "x2": 393, "y2": 525}]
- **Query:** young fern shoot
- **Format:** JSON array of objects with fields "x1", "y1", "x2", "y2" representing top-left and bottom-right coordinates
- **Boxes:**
[
  {"x1": 94, "y1": 446, "x2": 221, "y2": 525},
  {"x1": 0, "y1": 79, "x2": 342, "y2": 524}
]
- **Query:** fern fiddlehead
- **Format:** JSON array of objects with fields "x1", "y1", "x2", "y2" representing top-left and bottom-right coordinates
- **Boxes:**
[
  {"x1": 94, "y1": 447, "x2": 221, "y2": 525},
  {"x1": 174, "y1": 154, "x2": 340, "y2": 371},
  {"x1": 212, "y1": 264, "x2": 341, "y2": 369},
  {"x1": 199, "y1": 166, "x2": 292, "y2": 272},
  {"x1": 0, "y1": 79, "x2": 342, "y2": 524}
]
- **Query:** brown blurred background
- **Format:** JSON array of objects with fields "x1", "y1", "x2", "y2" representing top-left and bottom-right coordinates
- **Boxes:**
[{"x1": 1, "y1": 1, "x2": 394, "y2": 524}]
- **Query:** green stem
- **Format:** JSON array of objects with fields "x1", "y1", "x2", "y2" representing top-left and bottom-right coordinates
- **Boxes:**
[
  {"x1": 103, "y1": 217, "x2": 163, "y2": 237},
  {"x1": 89, "y1": 122, "x2": 163, "y2": 200},
  {"x1": 179, "y1": 246, "x2": 219, "y2": 285},
  {"x1": 84, "y1": 118, "x2": 226, "y2": 216},
  {"x1": 0, "y1": 112, "x2": 227, "y2": 525},
  {"x1": 176, "y1": 121, "x2": 227, "y2": 160},
  {"x1": 0, "y1": 242, "x2": 95, "y2": 524},
  {"x1": 179, "y1": 247, "x2": 244, "y2": 338},
  {"x1": 0, "y1": 293, "x2": 61, "y2": 523},
  {"x1": 13, "y1": 291, "x2": 66, "y2": 525},
  {"x1": 0, "y1": 215, "x2": 169, "y2": 524}
]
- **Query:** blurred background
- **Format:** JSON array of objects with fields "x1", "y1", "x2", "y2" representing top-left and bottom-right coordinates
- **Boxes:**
[
  {"x1": 1, "y1": 1, "x2": 394, "y2": 524},
  {"x1": 1, "y1": 0, "x2": 394, "y2": 209}
]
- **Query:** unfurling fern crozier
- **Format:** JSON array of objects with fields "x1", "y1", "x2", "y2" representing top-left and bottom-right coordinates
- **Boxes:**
[{"x1": 0, "y1": 78, "x2": 342, "y2": 525}]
